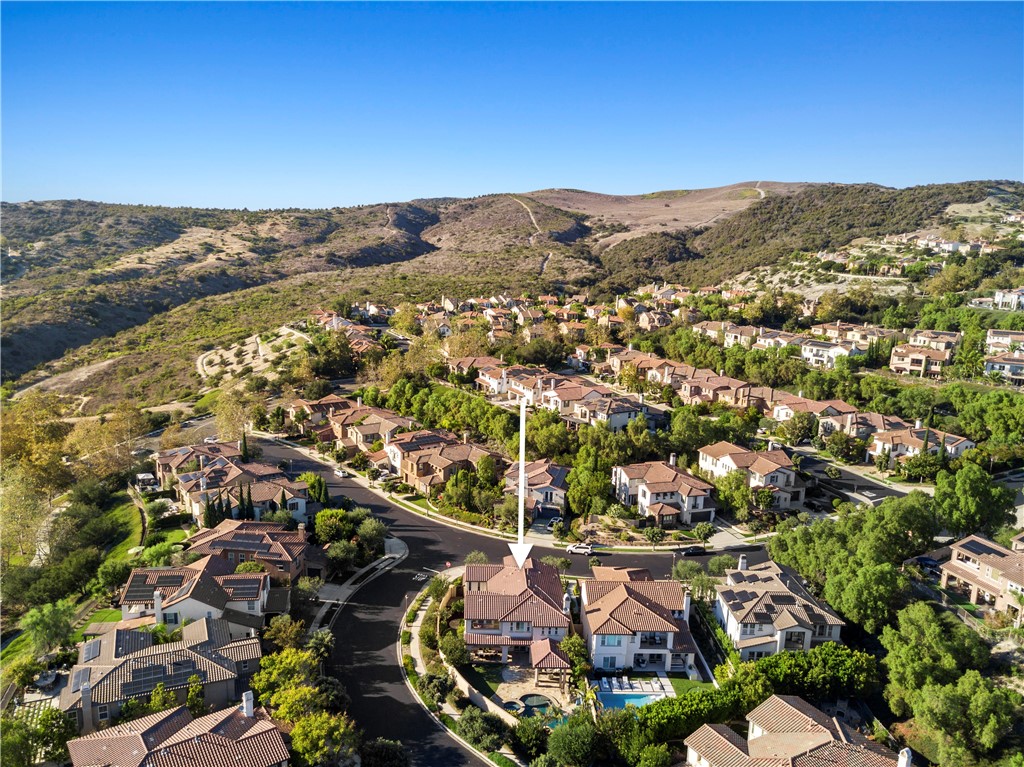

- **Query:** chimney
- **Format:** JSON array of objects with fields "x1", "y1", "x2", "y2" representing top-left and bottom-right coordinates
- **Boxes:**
[
  {"x1": 241, "y1": 690, "x2": 254, "y2": 718},
  {"x1": 798, "y1": 390, "x2": 803, "y2": 399},
  {"x1": 628, "y1": 342, "x2": 633, "y2": 351},
  {"x1": 153, "y1": 590, "x2": 163, "y2": 624},
  {"x1": 737, "y1": 554, "x2": 748, "y2": 571},
  {"x1": 80, "y1": 683, "x2": 94, "y2": 732},
  {"x1": 914, "y1": 419, "x2": 922, "y2": 429},
  {"x1": 463, "y1": 430, "x2": 470, "y2": 445},
  {"x1": 897, "y1": 748, "x2": 912, "y2": 767},
  {"x1": 669, "y1": 453, "x2": 677, "y2": 467},
  {"x1": 297, "y1": 523, "x2": 306, "y2": 538},
  {"x1": 357, "y1": 396, "x2": 363, "y2": 407}
]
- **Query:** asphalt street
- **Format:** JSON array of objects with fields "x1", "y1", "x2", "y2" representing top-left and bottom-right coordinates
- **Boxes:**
[{"x1": 256, "y1": 438, "x2": 767, "y2": 766}]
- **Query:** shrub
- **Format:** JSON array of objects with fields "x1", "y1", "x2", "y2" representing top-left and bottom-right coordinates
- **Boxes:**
[
  {"x1": 420, "y1": 623, "x2": 438, "y2": 651},
  {"x1": 453, "y1": 707, "x2": 510, "y2": 753},
  {"x1": 490, "y1": 754, "x2": 518, "y2": 767},
  {"x1": 514, "y1": 714, "x2": 549, "y2": 761},
  {"x1": 446, "y1": 689, "x2": 469, "y2": 710},
  {"x1": 439, "y1": 632, "x2": 470, "y2": 667},
  {"x1": 401, "y1": 630, "x2": 412, "y2": 646}
]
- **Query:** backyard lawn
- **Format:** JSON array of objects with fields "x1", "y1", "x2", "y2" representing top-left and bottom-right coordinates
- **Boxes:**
[
  {"x1": 70, "y1": 609, "x2": 124, "y2": 644},
  {"x1": 462, "y1": 663, "x2": 505, "y2": 699},
  {"x1": 631, "y1": 671, "x2": 713, "y2": 697},
  {"x1": 104, "y1": 494, "x2": 145, "y2": 562}
]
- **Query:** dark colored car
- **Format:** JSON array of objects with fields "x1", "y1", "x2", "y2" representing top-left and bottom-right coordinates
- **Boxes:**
[
  {"x1": 679, "y1": 546, "x2": 705, "y2": 556},
  {"x1": 913, "y1": 556, "x2": 940, "y2": 569}
]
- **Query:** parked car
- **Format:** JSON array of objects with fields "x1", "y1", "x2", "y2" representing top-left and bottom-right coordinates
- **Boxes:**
[
  {"x1": 203, "y1": 435, "x2": 219, "y2": 444},
  {"x1": 545, "y1": 516, "x2": 563, "y2": 532},
  {"x1": 679, "y1": 546, "x2": 705, "y2": 557},
  {"x1": 912, "y1": 556, "x2": 940, "y2": 569},
  {"x1": 566, "y1": 543, "x2": 594, "y2": 556},
  {"x1": 334, "y1": 468, "x2": 349, "y2": 478}
]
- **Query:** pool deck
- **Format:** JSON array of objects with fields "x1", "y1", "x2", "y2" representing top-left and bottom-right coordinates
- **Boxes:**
[{"x1": 594, "y1": 671, "x2": 677, "y2": 698}]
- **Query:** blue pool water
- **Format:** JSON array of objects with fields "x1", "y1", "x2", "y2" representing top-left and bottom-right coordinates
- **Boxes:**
[{"x1": 598, "y1": 692, "x2": 665, "y2": 709}]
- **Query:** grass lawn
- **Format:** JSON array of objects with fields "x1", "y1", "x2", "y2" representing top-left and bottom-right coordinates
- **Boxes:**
[
  {"x1": 104, "y1": 495, "x2": 145, "y2": 562},
  {"x1": 163, "y1": 529, "x2": 188, "y2": 545},
  {"x1": 462, "y1": 663, "x2": 505, "y2": 699},
  {"x1": 0, "y1": 632, "x2": 36, "y2": 672},
  {"x1": 70, "y1": 609, "x2": 123, "y2": 644},
  {"x1": 407, "y1": 497, "x2": 433, "y2": 511}
]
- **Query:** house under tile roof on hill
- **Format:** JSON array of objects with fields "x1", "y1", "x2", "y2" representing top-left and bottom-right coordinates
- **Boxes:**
[
  {"x1": 463, "y1": 556, "x2": 571, "y2": 663},
  {"x1": 68, "y1": 698, "x2": 289, "y2": 767},
  {"x1": 59, "y1": 618, "x2": 261, "y2": 734},
  {"x1": 684, "y1": 694, "x2": 904, "y2": 767}
]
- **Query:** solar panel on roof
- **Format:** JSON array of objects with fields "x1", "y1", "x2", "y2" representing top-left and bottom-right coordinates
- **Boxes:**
[
  {"x1": 71, "y1": 668, "x2": 91, "y2": 692},
  {"x1": 156, "y1": 575, "x2": 184, "y2": 586},
  {"x1": 83, "y1": 639, "x2": 101, "y2": 662}
]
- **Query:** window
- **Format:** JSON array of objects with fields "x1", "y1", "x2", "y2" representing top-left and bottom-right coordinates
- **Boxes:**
[
  {"x1": 470, "y1": 619, "x2": 499, "y2": 631},
  {"x1": 241, "y1": 660, "x2": 249, "y2": 671},
  {"x1": 228, "y1": 552, "x2": 235, "y2": 562},
  {"x1": 741, "y1": 623, "x2": 755, "y2": 636},
  {"x1": 599, "y1": 635, "x2": 623, "y2": 647},
  {"x1": 247, "y1": 601, "x2": 257, "y2": 611},
  {"x1": 511, "y1": 622, "x2": 530, "y2": 633},
  {"x1": 97, "y1": 705, "x2": 109, "y2": 722},
  {"x1": 601, "y1": 656, "x2": 617, "y2": 669}
]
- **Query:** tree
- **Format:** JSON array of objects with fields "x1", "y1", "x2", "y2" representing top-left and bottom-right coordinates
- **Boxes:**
[
  {"x1": 149, "y1": 682, "x2": 177, "y2": 712},
  {"x1": 547, "y1": 711, "x2": 598, "y2": 767},
  {"x1": 295, "y1": 576, "x2": 324, "y2": 606},
  {"x1": 643, "y1": 526, "x2": 666, "y2": 548},
  {"x1": 307, "y1": 628, "x2": 336, "y2": 664},
  {"x1": 464, "y1": 550, "x2": 489, "y2": 565},
  {"x1": 265, "y1": 615, "x2": 308, "y2": 650},
  {"x1": 915, "y1": 670, "x2": 1021, "y2": 757},
  {"x1": 439, "y1": 632, "x2": 470, "y2": 667},
  {"x1": 933, "y1": 463, "x2": 1015, "y2": 537},
  {"x1": 250, "y1": 648, "x2": 320, "y2": 705},
  {"x1": 6, "y1": 659, "x2": 43, "y2": 690},
  {"x1": 19, "y1": 598, "x2": 75, "y2": 655},
  {"x1": 235, "y1": 560, "x2": 266, "y2": 573},
  {"x1": 0, "y1": 463, "x2": 45, "y2": 566},
  {"x1": 689, "y1": 572, "x2": 716, "y2": 602},
  {"x1": 559, "y1": 633, "x2": 592, "y2": 686},
  {"x1": 540, "y1": 556, "x2": 572, "y2": 575},
  {"x1": 290, "y1": 710, "x2": 360, "y2": 767},
  {"x1": 880, "y1": 602, "x2": 989, "y2": 716},
  {"x1": 186, "y1": 674, "x2": 206, "y2": 716},
  {"x1": 637, "y1": 743, "x2": 673, "y2": 767},
  {"x1": 692, "y1": 521, "x2": 715, "y2": 549},
  {"x1": 327, "y1": 540, "x2": 359, "y2": 573},
  {"x1": 672, "y1": 559, "x2": 703, "y2": 584},
  {"x1": 514, "y1": 714, "x2": 549, "y2": 761},
  {"x1": 823, "y1": 562, "x2": 905, "y2": 634},
  {"x1": 361, "y1": 738, "x2": 409, "y2": 767},
  {"x1": 356, "y1": 517, "x2": 388, "y2": 556},
  {"x1": 779, "y1": 411, "x2": 817, "y2": 445},
  {"x1": 714, "y1": 470, "x2": 752, "y2": 521},
  {"x1": 0, "y1": 717, "x2": 36, "y2": 767},
  {"x1": 97, "y1": 558, "x2": 133, "y2": 592},
  {"x1": 272, "y1": 685, "x2": 330, "y2": 723},
  {"x1": 707, "y1": 554, "x2": 738, "y2": 576}
]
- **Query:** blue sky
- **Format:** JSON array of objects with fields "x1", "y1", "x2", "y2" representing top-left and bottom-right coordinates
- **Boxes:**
[{"x1": 2, "y1": 2, "x2": 1021, "y2": 208}]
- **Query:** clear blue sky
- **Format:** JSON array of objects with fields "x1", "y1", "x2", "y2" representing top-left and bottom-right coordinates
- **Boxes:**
[{"x1": 3, "y1": 2, "x2": 1022, "y2": 208}]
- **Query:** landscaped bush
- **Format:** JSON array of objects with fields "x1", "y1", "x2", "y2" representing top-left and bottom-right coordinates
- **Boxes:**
[
  {"x1": 439, "y1": 632, "x2": 470, "y2": 667},
  {"x1": 401, "y1": 630, "x2": 412, "y2": 646},
  {"x1": 420, "y1": 623, "x2": 438, "y2": 651},
  {"x1": 513, "y1": 715, "x2": 549, "y2": 761},
  {"x1": 453, "y1": 707, "x2": 510, "y2": 753},
  {"x1": 489, "y1": 753, "x2": 518, "y2": 767}
]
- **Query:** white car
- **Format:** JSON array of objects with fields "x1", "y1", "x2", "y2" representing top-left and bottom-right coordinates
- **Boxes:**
[
  {"x1": 334, "y1": 468, "x2": 348, "y2": 478},
  {"x1": 566, "y1": 543, "x2": 593, "y2": 556},
  {"x1": 203, "y1": 436, "x2": 219, "y2": 444},
  {"x1": 545, "y1": 516, "x2": 563, "y2": 532}
]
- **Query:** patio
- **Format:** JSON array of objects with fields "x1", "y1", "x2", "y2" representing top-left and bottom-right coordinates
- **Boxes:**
[{"x1": 466, "y1": 660, "x2": 576, "y2": 713}]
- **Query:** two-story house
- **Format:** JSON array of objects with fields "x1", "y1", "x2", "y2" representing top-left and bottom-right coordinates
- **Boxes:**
[
  {"x1": 985, "y1": 328, "x2": 1024, "y2": 354},
  {"x1": 867, "y1": 426, "x2": 976, "y2": 467},
  {"x1": 611, "y1": 457, "x2": 714, "y2": 525},
  {"x1": 503, "y1": 459, "x2": 570, "y2": 516},
  {"x1": 985, "y1": 350, "x2": 1024, "y2": 386},
  {"x1": 59, "y1": 618, "x2": 261, "y2": 733},
  {"x1": 698, "y1": 441, "x2": 805, "y2": 510},
  {"x1": 570, "y1": 397, "x2": 646, "y2": 433},
  {"x1": 384, "y1": 428, "x2": 461, "y2": 473},
  {"x1": 817, "y1": 411, "x2": 912, "y2": 441},
  {"x1": 463, "y1": 556, "x2": 571, "y2": 663},
  {"x1": 400, "y1": 440, "x2": 503, "y2": 496},
  {"x1": 940, "y1": 535, "x2": 1024, "y2": 624},
  {"x1": 580, "y1": 567, "x2": 696, "y2": 675},
  {"x1": 771, "y1": 395, "x2": 857, "y2": 423},
  {"x1": 888, "y1": 343, "x2": 952, "y2": 379},
  {"x1": 713, "y1": 558, "x2": 844, "y2": 661},
  {"x1": 685, "y1": 695, "x2": 905, "y2": 767},
  {"x1": 185, "y1": 520, "x2": 322, "y2": 583},
  {"x1": 800, "y1": 338, "x2": 864, "y2": 369}
]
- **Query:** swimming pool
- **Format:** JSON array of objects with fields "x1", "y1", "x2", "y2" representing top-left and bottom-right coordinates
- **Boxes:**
[{"x1": 598, "y1": 692, "x2": 665, "y2": 709}]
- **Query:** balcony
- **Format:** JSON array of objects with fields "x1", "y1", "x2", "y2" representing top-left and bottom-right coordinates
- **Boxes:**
[{"x1": 639, "y1": 633, "x2": 669, "y2": 649}]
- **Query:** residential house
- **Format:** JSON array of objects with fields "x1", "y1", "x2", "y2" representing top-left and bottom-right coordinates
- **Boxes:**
[
  {"x1": 907, "y1": 329, "x2": 961, "y2": 352},
  {"x1": 384, "y1": 429, "x2": 460, "y2": 473},
  {"x1": 570, "y1": 396, "x2": 646, "y2": 433},
  {"x1": 752, "y1": 330, "x2": 802, "y2": 351},
  {"x1": 463, "y1": 556, "x2": 571, "y2": 663},
  {"x1": 558, "y1": 320, "x2": 588, "y2": 341},
  {"x1": 800, "y1": 338, "x2": 864, "y2": 369},
  {"x1": 155, "y1": 442, "x2": 243, "y2": 489},
  {"x1": 868, "y1": 426, "x2": 976, "y2": 467},
  {"x1": 185, "y1": 520, "x2": 323, "y2": 582},
  {"x1": 503, "y1": 459, "x2": 571, "y2": 515},
  {"x1": 684, "y1": 695, "x2": 903, "y2": 767},
  {"x1": 645, "y1": 360, "x2": 697, "y2": 388},
  {"x1": 580, "y1": 569, "x2": 696, "y2": 674},
  {"x1": 888, "y1": 344, "x2": 952, "y2": 379},
  {"x1": 723, "y1": 325, "x2": 760, "y2": 349},
  {"x1": 538, "y1": 381, "x2": 611, "y2": 416},
  {"x1": 68, "y1": 700, "x2": 290, "y2": 767},
  {"x1": 985, "y1": 328, "x2": 1024, "y2": 354},
  {"x1": 59, "y1": 618, "x2": 261, "y2": 733},
  {"x1": 610, "y1": 458, "x2": 715, "y2": 525},
  {"x1": 400, "y1": 440, "x2": 503, "y2": 497},
  {"x1": 698, "y1": 441, "x2": 805, "y2": 510},
  {"x1": 117, "y1": 555, "x2": 270, "y2": 638},
  {"x1": 985, "y1": 350, "x2": 1024, "y2": 385},
  {"x1": 713, "y1": 558, "x2": 844, "y2": 661},
  {"x1": 637, "y1": 311, "x2": 672, "y2": 332},
  {"x1": 691, "y1": 320, "x2": 736, "y2": 344},
  {"x1": 771, "y1": 396, "x2": 857, "y2": 423},
  {"x1": 994, "y1": 287, "x2": 1024, "y2": 312},
  {"x1": 287, "y1": 394, "x2": 349, "y2": 427},
  {"x1": 818, "y1": 411, "x2": 912, "y2": 441},
  {"x1": 939, "y1": 535, "x2": 1024, "y2": 623}
]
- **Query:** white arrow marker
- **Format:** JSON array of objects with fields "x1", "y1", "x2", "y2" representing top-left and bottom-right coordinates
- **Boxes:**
[{"x1": 508, "y1": 398, "x2": 533, "y2": 569}]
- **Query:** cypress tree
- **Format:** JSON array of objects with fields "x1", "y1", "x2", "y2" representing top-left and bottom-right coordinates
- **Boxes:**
[
  {"x1": 279, "y1": 489, "x2": 288, "y2": 514},
  {"x1": 246, "y1": 484, "x2": 255, "y2": 520},
  {"x1": 241, "y1": 432, "x2": 250, "y2": 463},
  {"x1": 203, "y1": 495, "x2": 215, "y2": 529}
]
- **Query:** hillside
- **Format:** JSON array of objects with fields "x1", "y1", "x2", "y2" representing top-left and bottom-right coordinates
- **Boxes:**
[{"x1": 4, "y1": 179, "x2": 1019, "y2": 410}]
